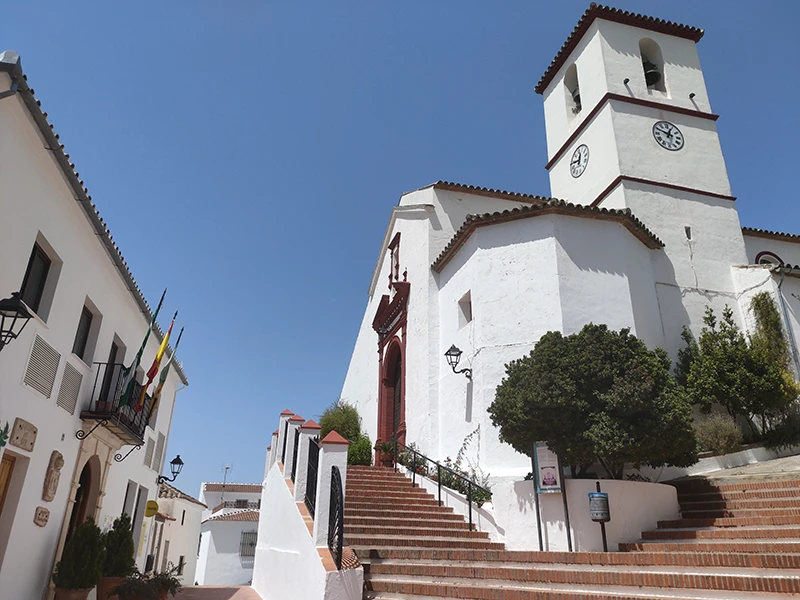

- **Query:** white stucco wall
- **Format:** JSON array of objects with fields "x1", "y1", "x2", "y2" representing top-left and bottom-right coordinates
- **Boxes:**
[
  {"x1": 0, "y1": 70, "x2": 186, "y2": 600},
  {"x1": 155, "y1": 497, "x2": 203, "y2": 584},
  {"x1": 196, "y1": 519, "x2": 257, "y2": 586}
]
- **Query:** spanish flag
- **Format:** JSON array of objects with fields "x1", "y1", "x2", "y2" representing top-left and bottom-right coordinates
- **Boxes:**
[
  {"x1": 119, "y1": 289, "x2": 166, "y2": 407},
  {"x1": 135, "y1": 312, "x2": 176, "y2": 413},
  {"x1": 146, "y1": 327, "x2": 184, "y2": 425}
]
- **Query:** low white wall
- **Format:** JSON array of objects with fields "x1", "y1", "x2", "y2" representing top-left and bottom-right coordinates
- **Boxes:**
[
  {"x1": 492, "y1": 478, "x2": 679, "y2": 552},
  {"x1": 252, "y1": 461, "x2": 363, "y2": 600}
]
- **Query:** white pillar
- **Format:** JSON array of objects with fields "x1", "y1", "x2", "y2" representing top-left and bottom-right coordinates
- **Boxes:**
[
  {"x1": 312, "y1": 432, "x2": 350, "y2": 548},
  {"x1": 268, "y1": 430, "x2": 278, "y2": 468},
  {"x1": 294, "y1": 419, "x2": 322, "y2": 503},
  {"x1": 276, "y1": 410, "x2": 294, "y2": 467},
  {"x1": 283, "y1": 415, "x2": 305, "y2": 481}
]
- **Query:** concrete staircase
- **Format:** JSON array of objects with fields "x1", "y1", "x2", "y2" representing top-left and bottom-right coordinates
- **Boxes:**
[{"x1": 345, "y1": 465, "x2": 800, "y2": 599}]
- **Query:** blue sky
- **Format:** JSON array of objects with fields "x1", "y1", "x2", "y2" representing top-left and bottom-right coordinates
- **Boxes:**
[{"x1": 4, "y1": 1, "x2": 799, "y2": 495}]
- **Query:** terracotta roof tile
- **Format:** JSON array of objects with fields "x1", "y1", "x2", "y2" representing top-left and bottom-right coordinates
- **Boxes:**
[
  {"x1": 535, "y1": 4, "x2": 704, "y2": 94},
  {"x1": 0, "y1": 51, "x2": 188, "y2": 385},
  {"x1": 321, "y1": 431, "x2": 350, "y2": 445},
  {"x1": 432, "y1": 197, "x2": 663, "y2": 273},
  {"x1": 280, "y1": 409, "x2": 294, "y2": 416},
  {"x1": 203, "y1": 482, "x2": 262, "y2": 494},
  {"x1": 428, "y1": 181, "x2": 550, "y2": 205},
  {"x1": 203, "y1": 509, "x2": 260, "y2": 523},
  {"x1": 301, "y1": 419, "x2": 322, "y2": 430},
  {"x1": 289, "y1": 415, "x2": 305, "y2": 422},
  {"x1": 742, "y1": 227, "x2": 800, "y2": 244},
  {"x1": 159, "y1": 482, "x2": 207, "y2": 508},
  {"x1": 155, "y1": 512, "x2": 177, "y2": 522}
]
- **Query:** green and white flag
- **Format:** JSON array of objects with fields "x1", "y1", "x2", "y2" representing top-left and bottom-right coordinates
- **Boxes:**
[{"x1": 119, "y1": 289, "x2": 166, "y2": 407}]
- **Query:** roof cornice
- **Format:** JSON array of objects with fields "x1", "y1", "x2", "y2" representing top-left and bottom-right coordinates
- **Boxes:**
[
  {"x1": 535, "y1": 4, "x2": 704, "y2": 95},
  {"x1": 432, "y1": 199, "x2": 663, "y2": 273},
  {"x1": 0, "y1": 50, "x2": 187, "y2": 385},
  {"x1": 742, "y1": 227, "x2": 800, "y2": 245}
]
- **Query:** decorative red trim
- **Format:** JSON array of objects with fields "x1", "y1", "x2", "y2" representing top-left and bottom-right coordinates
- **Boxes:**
[
  {"x1": 742, "y1": 227, "x2": 800, "y2": 244},
  {"x1": 536, "y1": 4, "x2": 704, "y2": 94},
  {"x1": 372, "y1": 281, "x2": 411, "y2": 334},
  {"x1": 289, "y1": 415, "x2": 305, "y2": 422},
  {"x1": 591, "y1": 175, "x2": 736, "y2": 207},
  {"x1": 280, "y1": 409, "x2": 294, "y2": 416},
  {"x1": 755, "y1": 251, "x2": 784, "y2": 265},
  {"x1": 545, "y1": 93, "x2": 719, "y2": 171},
  {"x1": 272, "y1": 430, "x2": 279, "y2": 435},
  {"x1": 301, "y1": 419, "x2": 322, "y2": 430},
  {"x1": 377, "y1": 338, "x2": 406, "y2": 447}
]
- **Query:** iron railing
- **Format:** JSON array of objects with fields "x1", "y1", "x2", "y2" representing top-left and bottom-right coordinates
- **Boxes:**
[
  {"x1": 78, "y1": 362, "x2": 155, "y2": 446},
  {"x1": 290, "y1": 427, "x2": 300, "y2": 482},
  {"x1": 393, "y1": 438, "x2": 492, "y2": 531},
  {"x1": 328, "y1": 465, "x2": 345, "y2": 570},
  {"x1": 281, "y1": 420, "x2": 290, "y2": 463},
  {"x1": 304, "y1": 436, "x2": 320, "y2": 517},
  {"x1": 239, "y1": 530, "x2": 257, "y2": 557}
]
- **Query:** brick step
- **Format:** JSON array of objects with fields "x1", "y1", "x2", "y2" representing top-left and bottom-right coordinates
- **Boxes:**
[
  {"x1": 344, "y1": 516, "x2": 471, "y2": 530},
  {"x1": 681, "y1": 507, "x2": 800, "y2": 519},
  {"x1": 352, "y1": 547, "x2": 800, "y2": 569},
  {"x1": 347, "y1": 482, "x2": 421, "y2": 492},
  {"x1": 620, "y1": 540, "x2": 800, "y2": 553},
  {"x1": 659, "y1": 515, "x2": 800, "y2": 529},
  {"x1": 672, "y1": 479, "x2": 800, "y2": 494},
  {"x1": 345, "y1": 498, "x2": 443, "y2": 510},
  {"x1": 345, "y1": 505, "x2": 459, "y2": 518},
  {"x1": 642, "y1": 525, "x2": 800, "y2": 541},
  {"x1": 678, "y1": 487, "x2": 800, "y2": 502},
  {"x1": 363, "y1": 561, "x2": 800, "y2": 594},
  {"x1": 347, "y1": 534, "x2": 503, "y2": 550},
  {"x1": 345, "y1": 524, "x2": 488, "y2": 539},
  {"x1": 363, "y1": 576, "x2": 795, "y2": 599},
  {"x1": 347, "y1": 489, "x2": 436, "y2": 500},
  {"x1": 680, "y1": 498, "x2": 800, "y2": 511}
]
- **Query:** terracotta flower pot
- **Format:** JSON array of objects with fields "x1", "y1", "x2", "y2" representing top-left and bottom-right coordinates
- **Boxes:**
[
  {"x1": 97, "y1": 576, "x2": 125, "y2": 600},
  {"x1": 54, "y1": 589, "x2": 93, "y2": 600}
]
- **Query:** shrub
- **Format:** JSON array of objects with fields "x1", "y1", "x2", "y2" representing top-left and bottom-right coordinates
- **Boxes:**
[
  {"x1": 319, "y1": 400, "x2": 361, "y2": 441},
  {"x1": 103, "y1": 513, "x2": 135, "y2": 577},
  {"x1": 348, "y1": 434, "x2": 373, "y2": 465},
  {"x1": 763, "y1": 405, "x2": 800, "y2": 451},
  {"x1": 696, "y1": 413, "x2": 743, "y2": 455},
  {"x1": 53, "y1": 518, "x2": 105, "y2": 590}
]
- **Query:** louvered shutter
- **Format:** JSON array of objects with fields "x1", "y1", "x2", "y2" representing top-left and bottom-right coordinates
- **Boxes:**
[
  {"x1": 56, "y1": 362, "x2": 83, "y2": 415},
  {"x1": 24, "y1": 335, "x2": 60, "y2": 398},
  {"x1": 153, "y1": 432, "x2": 166, "y2": 473},
  {"x1": 143, "y1": 437, "x2": 154, "y2": 469}
]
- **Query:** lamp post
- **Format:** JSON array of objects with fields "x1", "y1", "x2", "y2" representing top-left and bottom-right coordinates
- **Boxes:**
[
  {"x1": 157, "y1": 455, "x2": 185, "y2": 485},
  {"x1": 444, "y1": 344, "x2": 472, "y2": 380},
  {"x1": 0, "y1": 292, "x2": 33, "y2": 353}
]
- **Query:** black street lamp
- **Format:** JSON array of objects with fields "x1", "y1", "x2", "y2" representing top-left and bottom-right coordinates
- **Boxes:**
[
  {"x1": 444, "y1": 344, "x2": 472, "y2": 380},
  {"x1": 157, "y1": 455, "x2": 185, "y2": 484},
  {"x1": 0, "y1": 292, "x2": 33, "y2": 353}
]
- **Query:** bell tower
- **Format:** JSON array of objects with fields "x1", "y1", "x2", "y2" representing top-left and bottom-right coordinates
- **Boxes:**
[{"x1": 536, "y1": 4, "x2": 747, "y2": 298}]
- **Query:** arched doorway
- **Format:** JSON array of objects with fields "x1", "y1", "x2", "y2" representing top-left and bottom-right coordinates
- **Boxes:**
[
  {"x1": 65, "y1": 455, "x2": 100, "y2": 541},
  {"x1": 379, "y1": 342, "x2": 405, "y2": 444}
]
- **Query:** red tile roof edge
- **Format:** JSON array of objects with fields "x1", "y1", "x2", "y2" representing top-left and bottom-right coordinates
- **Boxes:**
[
  {"x1": 203, "y1": 509, "x2": 260, "y2": 523},
  {"x1": 289, "y1": 415, "x2": 305, "y2": 422},
  {"x1": 280, "y1": 409, "x2": 294, "y2": 415},
  {"x1": 535, "y1": 3, "x2": 704, "y2": 94},
  {"x1": 742, "y1": 227, "x2": 800, "y2": 244},
  {"x1": 321, "y1": 431, "x2": 350, "y2": 445},
  {"x1": 301, "y1": 419, "x2": 322, "y2": 430}
]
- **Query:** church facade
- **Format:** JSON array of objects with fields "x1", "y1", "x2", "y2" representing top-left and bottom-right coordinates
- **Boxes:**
[{"x1": 340, "y1": 5, "x2": 800, "y2": 480}]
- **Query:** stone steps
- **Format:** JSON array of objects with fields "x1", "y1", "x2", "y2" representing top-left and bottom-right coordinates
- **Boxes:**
[
  {"x1": 345, "y1": 516, "x2": 471, "y2": 530},
  {"x1": 642, "y1": 525, "x2": 800, "y2": 540},
  {"x1": 658, "y1": 515, "x2": 800, "y2": 528},
  {"x1": 620, "y1": 540, "x2": 800, "y2": 553}
]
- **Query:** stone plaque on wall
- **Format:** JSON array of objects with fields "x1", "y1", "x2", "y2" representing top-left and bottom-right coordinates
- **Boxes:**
[
  {"x1": 9, "y1": 418, "x2": 37, "y2": 451},
  {"x1": 42, "y1": 451, "x2": 64, "y2": 502},
  {"x1": 34, "y1": 507, "x2": 50, "y2": 527}
]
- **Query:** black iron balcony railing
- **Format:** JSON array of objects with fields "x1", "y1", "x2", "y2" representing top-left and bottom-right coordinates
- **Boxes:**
[{"x1": 78, "y1": 362, "x2": 155, "y2": 446}]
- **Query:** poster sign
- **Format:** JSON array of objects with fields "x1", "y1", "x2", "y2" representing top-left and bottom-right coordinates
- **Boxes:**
[{"x1": 533, "y1": 442, "x2": 562, "y2": 493}]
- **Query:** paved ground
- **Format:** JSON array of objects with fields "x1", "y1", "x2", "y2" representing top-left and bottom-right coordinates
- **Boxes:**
[
  {"x1": 177, "y1": 587, "x2": 261, "y2": 600},
  {"x1": 677, "y1": 453, "x2": 800, "y2": 483}
]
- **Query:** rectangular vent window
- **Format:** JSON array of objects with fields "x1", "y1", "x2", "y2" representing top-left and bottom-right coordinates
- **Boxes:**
[
  {"x1": 56, "y1": 362, "x2": 83, "y2": 415},
  {"x1": 153, "y1": 432, "x2": 166, "y2": 473},
  {"x1": 143, "y1": 437, "x2": 154, "y2": 469},
  {"x1": 24, "y1": 335, "x2": 61, "y2": 398}
]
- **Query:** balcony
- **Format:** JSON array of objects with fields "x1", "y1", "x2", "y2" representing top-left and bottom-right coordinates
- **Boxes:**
[
  {"x1": 78, "y1": 362, "x2": 155, "y2": 446},
  {"x1": 212, "y1": 500, "x2": 262, "y2": 514}
]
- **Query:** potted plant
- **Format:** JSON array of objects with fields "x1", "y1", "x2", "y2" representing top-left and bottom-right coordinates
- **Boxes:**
[
  {"x1": 111, "y1": 571, "x2": 153, "y2": 600},
  {"x1": 98, "y1": 514, "x2": 136, "y2": 600},
  {"x1": 376, "y1": 440, "x2": 395, "y2": 467},
  {"x1": 149, "y1": 565, "x2": 182, "y2": 600},
  {"x1": 53, "y1": 518, "x2": 105, "y2": 600}
]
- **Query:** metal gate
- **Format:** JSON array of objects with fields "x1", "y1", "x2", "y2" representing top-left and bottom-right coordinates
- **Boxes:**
[
  {"x1": 304, "y1": 436, "x2": 320, "y2": 517},
  {"x1": 290, "y1": 427, "x2": 300, "y2": 482}
]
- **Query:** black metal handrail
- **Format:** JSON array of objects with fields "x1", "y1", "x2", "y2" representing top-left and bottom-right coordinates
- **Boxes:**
[
  {"x1": 290, "y1": 427, "x2": 300, "y2": 482},
  {"x1": 281, "y1": 420, "x2": 290, "y2": 464},
  {"x1": 392, "y1": 438, "x2": 491, "y2": 531},
  {"x1": 328, "y1": 465, "x2": 345, "y2": 570},
  {"x1": 304, "y1": 436, "x2": 320, "y2": 517}
]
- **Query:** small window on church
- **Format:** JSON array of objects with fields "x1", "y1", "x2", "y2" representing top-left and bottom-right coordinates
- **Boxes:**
[
  {"x1": 458, "y1": 291, "x2": 472, "y2": 328},
  {"x1": 564, "y1": 64, "x2": 581, "y2": 116},
  {"x1": 756, "y1": 251, "x2": 783, "y2": 267},
  {"x1": 639, "y1": 39, "x2": 666, "y2": 93}
]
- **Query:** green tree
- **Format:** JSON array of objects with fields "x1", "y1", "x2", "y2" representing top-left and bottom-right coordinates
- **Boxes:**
[
  {"x1": 488, "y1": 324, "x2": 697, "y2": 479},
  {"x1": 103, "y1": 513, "x2": 135, "y2": 577},
  {"x1": 53, "y1": 518, "x2": 105, "y2": 590},
  {"x1": 680, "y1": 304, "x2": 799, "y2": 433},
  {"x1": 319, "y1": 399, "x2": 362, "y2": 441}
]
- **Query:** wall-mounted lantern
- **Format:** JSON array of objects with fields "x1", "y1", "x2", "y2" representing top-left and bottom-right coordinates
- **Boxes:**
[
  {"x1": 444, "y1": 345, "x2": 472, "y2": 380},
  {"x1": 157, "y1": 455, "x2": 185, "y2": 484},
  {"x1": 0, "y1": 292, "x2": 32, "y2": 353}
]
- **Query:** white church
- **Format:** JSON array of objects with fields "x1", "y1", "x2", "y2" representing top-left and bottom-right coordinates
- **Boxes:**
[{"x1": 339, "y1": 4, "x2": 800, "y2": 480}]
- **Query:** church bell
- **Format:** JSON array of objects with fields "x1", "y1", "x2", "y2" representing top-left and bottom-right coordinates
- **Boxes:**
[
  {"x1": 571, "y1": 87, "x2": 582, "y2": 111},
  {"x1": 643, "y1": 61, "x2": 661, "y2": 87}
]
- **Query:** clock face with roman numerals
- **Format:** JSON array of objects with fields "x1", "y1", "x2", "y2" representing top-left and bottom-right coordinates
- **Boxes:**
[
  {"x1": 652, "y1": 121, "x2": 684, "y2": 151},
  {"x1": 570, "y1": 144, "x2": 589, "y2": 178}
]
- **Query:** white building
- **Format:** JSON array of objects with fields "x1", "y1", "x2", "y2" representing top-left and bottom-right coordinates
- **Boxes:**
[
  {"x1": 339, "y1": 5, "x2": 800, "y2": 480},
  {"x1": 0, "y1": 50, "x2": 189, "y2": 600},
  {"x1": 196, "y1": 482, "x2": 262, "y2": 585},
  {"x1": 152, "y1": 483, "x2": 206, "y2": 585}
]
